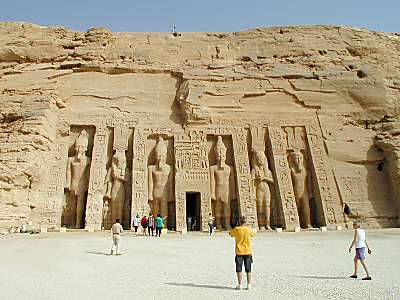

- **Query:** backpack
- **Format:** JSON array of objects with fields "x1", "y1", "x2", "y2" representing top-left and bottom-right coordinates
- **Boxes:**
[{"x1": 141, "y1": 217, "x2": 148, "y2": 226}]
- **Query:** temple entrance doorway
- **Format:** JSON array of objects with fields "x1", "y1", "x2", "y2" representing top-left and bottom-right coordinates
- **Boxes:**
[{"x1": 186, "y1": 192, "x2": 200, "y2": 231}]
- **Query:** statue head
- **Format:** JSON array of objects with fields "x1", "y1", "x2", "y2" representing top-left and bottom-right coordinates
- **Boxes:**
[
  {"x1": 214, "y1": 136, "x2": 227, "y2": 165},
  {"x1": 253, "y1": 150, "x2": 267, "y2": 167},
  {"x1": 288, "y1": 150, "x2": 304, "y2": 170},
  {"x1": 155, "y1": 137, "x2": 168, "y2": 167},
  {"x1": 74, "y1": 130, "x2": 89, "y2": 158},
  {"x1": 113, "y1": 149, "x2": 126, "y2": 167}
]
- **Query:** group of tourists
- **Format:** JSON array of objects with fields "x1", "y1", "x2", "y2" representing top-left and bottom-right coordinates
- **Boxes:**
[
  {"x1": 132, "y1": 213, "x2": 165, "y2": 237},
  {"x1": 110, "y1": 214, "x2": 373, "y2": 290}
]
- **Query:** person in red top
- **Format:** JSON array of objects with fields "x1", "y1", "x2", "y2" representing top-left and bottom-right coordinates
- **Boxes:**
[{"x1": 141, "y1": 215, "x2": 148, "y2": 236}]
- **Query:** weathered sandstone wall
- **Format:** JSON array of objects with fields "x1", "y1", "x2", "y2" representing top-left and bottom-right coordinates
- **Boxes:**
[{"x1": 0, "y1": 22, "x2": 399, "y2": 231}]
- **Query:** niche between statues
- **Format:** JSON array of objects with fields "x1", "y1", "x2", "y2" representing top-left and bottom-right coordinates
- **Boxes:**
[
  {"x1": 102, "y1": 127, "x2": 134, "y2": 230},
  {"x1": 248, "y1": 127, "x2": 278, "y2": 230},
  {"x1": 146, "y1": 135, "x2": 175, "y2": 230},
  {"x1": 284, "y1": 126, "x2": 324, "y2": 228},
  {"x1": 207, "y1": 135, "x2": 238, "y2": 229},
  {"x1": 62, "y1": 126, "x2": 95, "y2": 229}
]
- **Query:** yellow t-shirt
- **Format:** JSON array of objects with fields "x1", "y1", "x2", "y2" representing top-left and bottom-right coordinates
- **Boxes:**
[{"x1": 229, "y1": 226, "x2": 255, "y2": 255}]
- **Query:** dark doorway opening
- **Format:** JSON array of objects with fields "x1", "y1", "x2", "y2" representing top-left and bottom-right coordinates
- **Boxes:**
[{"x1": 186, "y1": 192, "x2": 201, "y2": 231}]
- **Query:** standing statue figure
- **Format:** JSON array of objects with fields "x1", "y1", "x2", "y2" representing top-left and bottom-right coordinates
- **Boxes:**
[
  {"x1": 251, "y1": 150, "x2": 274, "y2": 230},
  {"x1": 210, "y1": 136, "x2": 235, "y2": 229},
  {"x1": 104, "y1": 149, "x2": 130, "y2": 225},
  {"x1": 65, "y1": 130, "x2": 91, "y2": 228},
  {"x1": 148, "y1": 137, "x2": 172, "y2": 219},
  {"x1": 288, "y1": 150, "x2": 313, "y2": 228}
]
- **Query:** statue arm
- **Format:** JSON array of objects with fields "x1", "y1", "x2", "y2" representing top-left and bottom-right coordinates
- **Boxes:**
[
  {"x1": 65, "y1": 158, "x2": 72, "y2": 189},
  {"x1": 230, "y1": 166, "x2": 236, "y2": 200},
  {"x1": 306, "y1": 169, "x2": 312, "y2": 199},
  {"x1": 104, "y1": 167, "x2": 112, "y2": 197},
  {"x1": 210, "y1": 167, "x2": 216, "y2": 200},
  {"x1": 148, "y1": 166, "x2": 153, "y2": 201},
  {"x1": 167, "y1": 168, "x2": 173, "y2": 202}
]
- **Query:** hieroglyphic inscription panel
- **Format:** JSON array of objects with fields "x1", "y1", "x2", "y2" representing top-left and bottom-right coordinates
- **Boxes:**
[
  {"x1": 305, "y1": 126, "x2": 343, "y2": 227},
  {"x1": 268, "y1": 126, "x2": 300, "y2": 230},
  {"x1": 232, "y1": 128, "x2": 258, "y2": 228},
  {"x1": 174, "y1": 130, "x2": 210, "y2": 232},
  {"x1": 85, "y1": 126, "x2": 108, "y2": 230},
  {"x1": 42, "y1": 142, "x2": 68, "y2": 227},
  {"x1": 132, "y1": 127, "x2": 148, "y2": 219}
]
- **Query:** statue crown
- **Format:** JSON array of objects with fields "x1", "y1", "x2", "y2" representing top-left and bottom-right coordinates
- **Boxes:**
[
  {"x1": 214, "y1": 136, "x2": 226, "y2": 154},
  {"x1": 75, "y1": 130, "x2": 89, "y2": 148},
  {"x1": 155, "y1": 136, "x2": 168, "y2": 155}
]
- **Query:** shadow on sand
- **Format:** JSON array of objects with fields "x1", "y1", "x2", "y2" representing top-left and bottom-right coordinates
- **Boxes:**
[
  {"x1": 290, "y1": 275, "x2": 348, "y2": 280},
  {"x1": 165, "y1": 282, "x2": 233, "y2": 290},
  {"x1": 87, "y1": 251, "x2": 112, "y2": 256}
]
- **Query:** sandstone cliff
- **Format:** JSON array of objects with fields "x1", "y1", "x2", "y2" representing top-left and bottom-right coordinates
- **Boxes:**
[{"x1": 0, "y1": 22, "x2": 399, "y2": 230}]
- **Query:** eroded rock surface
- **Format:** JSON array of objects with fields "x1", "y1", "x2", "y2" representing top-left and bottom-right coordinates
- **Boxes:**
[{"x1": 0, "y1": 22, "x2": 399, "y2": 231}]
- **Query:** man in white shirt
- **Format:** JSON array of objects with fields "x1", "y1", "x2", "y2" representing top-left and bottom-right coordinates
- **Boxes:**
[
  {"x1": 348, "y1": 221, "x2": 372, "y2": 280},
  {"x1": 111, "y1": 219, "x2": 123, "y2": 255}
]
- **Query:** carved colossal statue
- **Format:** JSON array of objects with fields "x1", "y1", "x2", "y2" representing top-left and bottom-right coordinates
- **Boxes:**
[
  {"x1": 65, "y1": 130, "x2": 91, "y2": 228},
  {"x1": 104, "y1": 149, "x2": 130, "y2": 224},
  {"x1": 251, "y1": 150, "x2": 274, "y2": 230},
  {"x1": 148, "y1": 137, "x2": 172, "y2": 218},
  {"x1": 210, "y1": 136, "x2": 235, "y2": 229},
  {"x1": 288, "y1": 150, "x2": 313, "y2": 228}
]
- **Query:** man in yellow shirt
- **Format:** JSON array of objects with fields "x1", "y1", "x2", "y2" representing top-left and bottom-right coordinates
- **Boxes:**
[{"x1": 229, "y1": 216, "x2": 255, "y2": 290}]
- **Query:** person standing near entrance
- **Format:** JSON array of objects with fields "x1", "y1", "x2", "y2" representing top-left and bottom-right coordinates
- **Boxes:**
[
  {"x1": 148, "y1": 213, "x2": 155, "y2": 236},
  {"x1": 187, "y1": 215, "x2": 192, "y2": 232},
  {"x1": 349, "y1": 221, "x2": 372, "y2": 280},
  {"x1": 155, "y1": 214, "x2": 164, "y2": 237},
  {"x1": 141, "y1": 215, "x2": 148, "y2": 236},
  {"x1": 229, "y1": 216, "x2": 255, "y2": 290},
  {"x1": 208, "y1": 212, "x2": 215, "y2": 235},
  {"x1": 132, "y1": 214, "x2": 140, "y2": 234},
  {"x1": 110, "y1": 219, "x2": 123, "y2": 255}
]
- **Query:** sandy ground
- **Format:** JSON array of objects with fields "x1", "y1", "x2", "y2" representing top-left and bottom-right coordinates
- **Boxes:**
[{"x1": 0, "y1": 228, "x2": 399, "y2": 300}]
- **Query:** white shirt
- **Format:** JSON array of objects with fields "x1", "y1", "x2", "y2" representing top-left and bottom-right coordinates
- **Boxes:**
[
  {"x1": 355, "y1": 228, "x2": 366, "y2": 248},
  {"x1": 111, "y1": 223, "x2": 123, "y2": 234},
  {"x1": 133, "y1": 217, "x2": 140, "y2": 226}
]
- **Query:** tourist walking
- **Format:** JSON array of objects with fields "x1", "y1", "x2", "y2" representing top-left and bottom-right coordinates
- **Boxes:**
[
  {"x1": 141, "y1": 215, "x2": 148, "y2": 236},
  {"x1": 132, "y1": 214, "x2": 140, "y2": 234},
  {"x1": 349, "y1": 220, "x2": 372, "y2": 280},
  {"x1": 229, "y1": 216, "x2": 255, "y2": 290},
  {"x1": 155, "y1": 214, "x2": 164, "y2": 237},
  {"x1": 208, "y1": 212, "x2": 215, "y2": 235},
  {"x1": 110, "y1": 219, "x2": 123, "y2": 255},
  {"x1": 148, "y1": 213, "x2": 155, "y2": 236}
]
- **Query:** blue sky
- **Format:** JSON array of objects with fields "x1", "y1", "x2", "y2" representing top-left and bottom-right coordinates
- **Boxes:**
[{"x1": 0, "y1": 0, "x2": 398, "y2": 33}]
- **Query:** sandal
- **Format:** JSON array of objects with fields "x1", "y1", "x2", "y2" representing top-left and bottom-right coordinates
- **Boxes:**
[{"x1": 350, "y1": 275, "x2": 357, "y2": 279}]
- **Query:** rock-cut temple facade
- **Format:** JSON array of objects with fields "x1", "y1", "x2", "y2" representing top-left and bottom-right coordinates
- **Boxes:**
[{"x1": 0, "y1": 23, "x2": 400, "y2": 232}]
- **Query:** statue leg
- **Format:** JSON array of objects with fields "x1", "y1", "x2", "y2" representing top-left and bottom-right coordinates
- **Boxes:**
[
  {"x1": 224, "y1": 200, "x2": 231, "y2": 229},
  {"x1": 161, "y1": 199, "x2": 168, "y2": 219},
  {"x1": 117, "y1": 187, "x2": 125, "y2": 223},
  {"x1": 301, "y1": 197, "x2": 312, "y2": 228},
  {"x1": 256, "y1": 188, "x2": 264, "y2": 229},
  {"x1": 75, "y1": 195, "x2": 85, "y2": 228},
  {"x1": 215, "y1": 200, "x2": 223, "y2": 230},
  {"x1": 264, "y1": 192, "x2": 272, "y2": 230}
]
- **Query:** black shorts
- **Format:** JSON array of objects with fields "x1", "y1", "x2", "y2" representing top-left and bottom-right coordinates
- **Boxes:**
[{"x1": 235, "y1": 255, "x2": 253, "y2": 273}]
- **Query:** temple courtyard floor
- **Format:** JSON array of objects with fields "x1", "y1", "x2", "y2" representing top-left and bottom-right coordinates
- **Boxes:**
[{"x1": 0, "y1": 228, "x2": 399, "y2": 300}]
